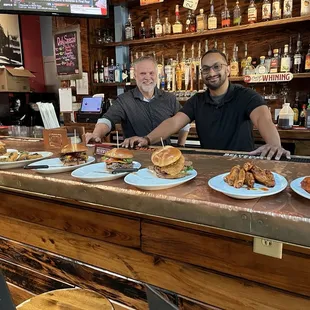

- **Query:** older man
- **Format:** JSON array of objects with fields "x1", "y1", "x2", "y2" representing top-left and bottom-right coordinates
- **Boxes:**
[
  {"x1": 122, "y1": 49, "x2": 290, "y2": 160},
  {"x1": 86, "y1": 56, "x2": 189, "y2": 146}
]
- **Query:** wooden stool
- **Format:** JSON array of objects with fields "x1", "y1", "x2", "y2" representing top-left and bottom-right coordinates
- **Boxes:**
[{"x1": 17, "y1": 288, "x2": 114, "y2": 310}]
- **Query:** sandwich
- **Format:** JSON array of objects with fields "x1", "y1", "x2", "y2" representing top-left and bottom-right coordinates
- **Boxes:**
[
  {"x1": 60, "y1": 144, "x2": 88, "y2": 166},
  {"x1": 150, "y1": 146, "x2": 193, "y2": 179},
  {"x1": 0, "y1": 141, "x2": 6, "y2": 155},
  {"x1": 101, "y1": 148, "x2": 134, "y2": 170}
]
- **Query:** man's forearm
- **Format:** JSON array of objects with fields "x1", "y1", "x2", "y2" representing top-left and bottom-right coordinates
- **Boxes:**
[
  {"x1": 147, "y1": 118, "x2": 180, "y2": 144},
  {"x1": 93, "y1": 123, "x2": 110, "y2": 139},
  {"x1": 177, "y1": 130, "x2": 188, "y2": 146},
  {"x1": 257, "y1": 118, "x2": 281, "y2": 146}
]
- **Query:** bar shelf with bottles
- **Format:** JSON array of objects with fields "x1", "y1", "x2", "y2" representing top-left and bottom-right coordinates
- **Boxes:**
[{"x1": 91, "y1": 1, "x2": 310, "y2": 48}]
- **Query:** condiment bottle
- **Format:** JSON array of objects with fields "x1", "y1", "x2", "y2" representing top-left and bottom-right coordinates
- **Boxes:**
[{"x1": 278, "y1": 102, "x2": 294, "y2": 129}]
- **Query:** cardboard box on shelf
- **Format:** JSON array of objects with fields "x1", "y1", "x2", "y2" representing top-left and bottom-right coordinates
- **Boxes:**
[
  {"x1": 43, "y1": 126, "x2": 86, "y2": 150},
  {"x1": 0, "y1": 67, "x2": 35, "y2": 92}
]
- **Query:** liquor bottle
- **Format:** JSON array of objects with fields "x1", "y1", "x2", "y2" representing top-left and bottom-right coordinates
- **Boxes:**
[
  {"x1": 163, "y1": 17, "x2": 172, "y2": 35},
  {"x1": 214, "y1": 40, "x2": 218, "y2": 49},
  {"x1": 221, "y1": 0, "x2": 231, "y2": 28},
  {"x1": 149, "y1": 16, "x2": 155, "y2": 38},
  {"x1": 208, "y1": 0, "x2": 217, "y2": 30},
  {"x1": 205, "y1": 39, "x2": 209, "y2": 53},
  {"x1": 265, "y1": 45, "x2": 272, "y2": 73},
  {"x1": 255, "y1": 56, "x2": 268, "y2": 74},
  {"x1": 129, "y1": 52, "x2": 135, "y2": 83},
  {"x1": 93, "y1": 61, "x2": 99, "y2": 83},
  {"x1": 233, "y1": 0, "x2": 241, "y2": 26},
  {"x1": 99, "y1": 60, "x2": 104, "y2": 83},
  {"x1": 280, "y1": 44, "x2": 291, "y2": 72},
  {"x1": 230, "y1": 44, "x2": 239, "y2": 76},
  {"x1": 155, "y1": 9, "x2": 163, "y2": 37},
  {"x1": 196, "y1": 9, "x2": 206, "y2": 32},
  {"x1": 244, "y1": 57, "x2": 255, "y2": 75},
  {"x1": 262, "y1": 0, "x2": 271, "y2": 21},
  {"x1": 172, "y1": 5, "x2": 183, "y2": 34},
  {"x1": 270, "y1": 49, "x2": 279, "y2": 73},
  {"x1": 289, "y1": 36, "x2": 294, "y2": 71},
  {"x1": 139, "y1": 22, "x2": 146, "y2": 39},
  {"x1": 241, "y1": 43, "x2": 248, "y2": 75},
  {"x1": 305, "y1": 44, "x2": 310, "y2": 72},
  {"x1": 222, "y1": 42, "x2": 227, "y2": 55},
  {"x1": 248, "y1": 0, "x2": 257, "y2": 24},
  {"x1": 272, "y1": 0, "x2": 281, "y2": 20},
  {"x1": 299, "y1": 104, "x2": 306, "y2": 127},
  {"x1": 301, "y1": 0, "x2": 310, "y2": 16},
  {"x1": 283, "y1": 0, "x2": 293, "y2": 18},
  {"x1": 122, "y1": 64, "x2": 129, "y2": 83},
  {"x1": 104, "y1": 57, "x2": 109, "y2": 82},
  {"x1": 125, "y1": 14, "x2": 134, "y2": 40},
  {"x1": 293, "y1": 34, "x2": 303, "y2": 73},
  {"x1": 114, "y1": 63, "x2": 121, "y2": 83},
  {"x1": 293, "y1": 92, "x2": 300, "y2": 125},
  {"x1": 108, "y1": 59, "x2": 116, "y2": 83},
  {"x1": 186, "y1": 10, "x2": 196, "y2": 33}
]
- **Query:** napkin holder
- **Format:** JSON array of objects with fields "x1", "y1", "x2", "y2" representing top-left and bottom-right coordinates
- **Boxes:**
[{"x1": 43, "y1": 126, "x2": 86, "y2": 149}]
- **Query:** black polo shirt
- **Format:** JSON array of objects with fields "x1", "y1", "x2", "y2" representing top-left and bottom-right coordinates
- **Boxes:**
[
  {"x1": 101, "y1": 87, "x2": 181, "y2": 143},
  {"x1": 180, "y1": 83, "x2": 265, "y2": 151}
]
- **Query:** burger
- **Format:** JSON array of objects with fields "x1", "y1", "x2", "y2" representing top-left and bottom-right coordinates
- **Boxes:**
[
  {"x1": 150, "y1": 146, "x2": 193, "y2": 179},
  {"x1": 60, "y1": 144, "x2": 88, "y2": 166},
  {"x1": 101, "y1": 148, "x2": 134, "y2": 170},
  {"x1": 0, "y1": 141, "x2": 6, "y2": 155}
]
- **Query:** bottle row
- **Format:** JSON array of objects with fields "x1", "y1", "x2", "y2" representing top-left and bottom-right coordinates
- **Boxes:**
[{"x1": 124, "y1": 1, "x2": 310, "y2": 40}]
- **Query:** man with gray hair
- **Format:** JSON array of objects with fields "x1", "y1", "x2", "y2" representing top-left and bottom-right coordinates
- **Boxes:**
[{"x1": 86, "y1": 56, "x2": 190, "y2": 146}]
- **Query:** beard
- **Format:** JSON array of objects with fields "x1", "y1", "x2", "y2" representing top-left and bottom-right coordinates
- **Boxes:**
[
  {"x1": 138, "y1": 81, "x2": 156, "y2": 93},
  {"x1": 203, "y1": 72, "x2": 227, "y2": 90}
]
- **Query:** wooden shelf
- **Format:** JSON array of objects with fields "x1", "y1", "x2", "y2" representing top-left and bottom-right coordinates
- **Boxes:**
[
  {"x1": 90, "y1": 15, "x2": 310, "y2": 48},
  {"x1": 93, "y1": 82, "x2": 133, "y2": 87}
]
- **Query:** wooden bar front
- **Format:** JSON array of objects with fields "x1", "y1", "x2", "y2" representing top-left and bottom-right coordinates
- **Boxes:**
[{"x1": 0, "y1": 140, "x2": 309, "y2": 309}]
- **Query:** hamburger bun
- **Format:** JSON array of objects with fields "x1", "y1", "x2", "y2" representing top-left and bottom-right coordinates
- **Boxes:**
[
  {"x1": 160, "y1": 155, "x2": 185, "y2": 176},
  {"x1": 61, "y1": 143, "x2": 87, "y2": 154},
  {"x1": 105, "y1": 148, "x2": 133, "y2": 159},
  {"x1": 151, "y1": 146, "x2": 182, "y2": 167}
]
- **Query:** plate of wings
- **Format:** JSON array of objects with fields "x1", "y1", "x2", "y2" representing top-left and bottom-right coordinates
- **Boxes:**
[
  {"x1": 208, "y1": 162, "x2": 288, "y2": 199},
  {"x1": 290, "y1": 176, "x2": 310, "y2": 200}
]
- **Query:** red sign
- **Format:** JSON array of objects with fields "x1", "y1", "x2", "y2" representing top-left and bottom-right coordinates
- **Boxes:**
[
  {"x1": 244, "y1": 73, "x2": 293, "y2": 83},
  {"x1": 140, "y1": 0, "x2": 164, "y2": 5}
]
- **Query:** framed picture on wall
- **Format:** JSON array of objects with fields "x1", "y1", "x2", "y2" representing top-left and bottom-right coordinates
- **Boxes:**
[{"x1": 0, "y1": 14, "x2": 23, "y2": 66}]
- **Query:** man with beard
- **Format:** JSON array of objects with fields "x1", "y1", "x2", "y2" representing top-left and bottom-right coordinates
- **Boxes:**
[
  {"x1": 86, "y1": 56, "x2": 189, "y2": 146},
  {"x1": 122, "y1": 49, "x2": 290, "y2": 160}
]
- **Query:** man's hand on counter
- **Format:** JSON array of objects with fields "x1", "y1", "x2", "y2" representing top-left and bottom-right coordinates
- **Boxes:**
[
  {"x1": 85, "y1": 133, "x2": 102, "y2": 144},
  {"x1": 249, "y1": 144, "x2": 291, "y2": 160},
  {"x1": 122, "y1": 136, "x2": 149, "y2": 149}
]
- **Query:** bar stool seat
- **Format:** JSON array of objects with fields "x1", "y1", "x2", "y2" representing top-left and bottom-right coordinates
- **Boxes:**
[{"x1": 16, "y1": 288, "x2": 114, "y2": 310}]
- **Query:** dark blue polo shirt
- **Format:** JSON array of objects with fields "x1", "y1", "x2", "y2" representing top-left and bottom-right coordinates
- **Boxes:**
[{"x1": 180, "y1": 83, "x2": 265, "y2": 151}]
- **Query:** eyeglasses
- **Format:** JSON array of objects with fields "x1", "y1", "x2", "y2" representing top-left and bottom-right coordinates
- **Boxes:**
[{"x1": 200, "y1": 63, "x2": 228, "y2": 75}]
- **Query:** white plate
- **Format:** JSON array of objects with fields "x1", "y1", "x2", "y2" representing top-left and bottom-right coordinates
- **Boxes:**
[
  {"x1": 0, "y1": 151, "x2": 53, "y2": 170},
  {"x1": 124, "y1": 168, "x2": 197, "y2": 191},
  {"x1": 208, "y1": 172, "x2": 288, "y2": 200},
  {"x1": 290, "y1": 176, "x2": 310, "y2": 200},
  {"x1": 71, "y1": 161, "x2": 142, "y2": 183},
  {"x1": 28, "y1": 156, "x2": 95, "y2": 174}
]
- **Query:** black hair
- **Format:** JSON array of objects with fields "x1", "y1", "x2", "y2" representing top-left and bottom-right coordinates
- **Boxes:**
[{"x1": 201, "y1": 49, "x2": 228, "y2": 64}]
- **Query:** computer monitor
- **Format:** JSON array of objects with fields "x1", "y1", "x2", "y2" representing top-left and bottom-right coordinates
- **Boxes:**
[
  {"x1": 80, "y1": 97, "x2": 103, "y2": 114},
  {"x1": 145, "y1": 284, "x2": 178, "y2": 310},
  {"x1": 0, "y1": 272, "x2": 16, "y2": 310}
]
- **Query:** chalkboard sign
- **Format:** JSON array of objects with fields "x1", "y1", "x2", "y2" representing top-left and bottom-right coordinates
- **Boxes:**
[{"x1": 53, "y1": 25, "x2": 82, "y2": 80}]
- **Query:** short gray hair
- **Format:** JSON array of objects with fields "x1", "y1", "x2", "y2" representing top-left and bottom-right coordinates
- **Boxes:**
[{"x1": 133, "y1": 55, "x2": 158, "y2": 68}]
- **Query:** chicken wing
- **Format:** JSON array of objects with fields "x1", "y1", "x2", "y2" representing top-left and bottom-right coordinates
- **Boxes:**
[
  {"x1": 234, "y1": 168, "x2": 246, "y2": 188},
  {"x1": 243, "y1": 162, "x2": 253, "y2": 172},
  {"x1": 245, "y1": 172, "x2": 255, "y2": 188},
  {"x1": 251, "y1": 165, "x2": 269, "y2": 185},
  {"x1": 264, "y1": 169, "x2": 275, "y2": 187},
  {"x1": 224, "y1": 165, "x2": 240, "y2": 186},
  {"x1": 301, "y1": 177, "x2": 310, "y2": 193}
]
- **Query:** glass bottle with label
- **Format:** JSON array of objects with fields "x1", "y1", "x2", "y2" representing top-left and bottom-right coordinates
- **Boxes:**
[
  {"x1": 292, "y1": 92, "x2": 300, "y2": 125},
  {"x1": 149, "y1": 16, "x2": 155, "y2": 38},
  {"x1": 163, "y1": 17, "x2": 171, "y2": 36},
  {"x1": 221, "y1": 0, "x2": 231, "y2": 27},
  {"x1": 265, "y1": 45, "x2": 272, "y2": 73},
  {"x1": 301, "y1": 0, "x2": 310, "y2": 16},
  {"x1": 283, "y1": 0, "x2": 293, "y2": 18},
  {"x1": 294, "y1": 34, "x2": 303, "y2": 73},
  {"x1": 129, "y1": 52, "x2": 135, "y2": 83},
  {"x1": 233, "y1": 0, "x2": 241, "y2": 25},
  {"x1": 208, "y1": 0, "x2": 218, "y2": 30},
  {"x1": 248, "y1": 0, "x2": 257, "y2": 24},
  {"x1": 172, "y1": 5, "x2": 183, "y2": 34},
  {"x1": 155, "y1": 9, "x2": 163, "y2": 37},
  {"x1": 305, "y1": 44, "x2": 310, "y2": 72},
  {"x1": 93, "y1": 61, "x2": 99, "y2": 83},
  {"x1": 255, "y1": 56, "x2": 268, "y2": 74},
  {"x1": 278, "y1": 102, "x2": 294, "y2": 129},
  {"x1": 280, "y1": 44, "x2": 291, "y2": 72},
  {"x1": 108, "y1": 59, "x2": 116, "y2": 83},
  {"x1": 122, "y1": 64, "x2": 129, "y2": 83},
  {"x1": 270, "y1": 49, "x2": 279, "y2": 73},
  {"x1": 262, "y1": 0, "x2": 271, "y2": 21},
  {"x1": 230, "y1": 44, "x2": 239, "y2": 76},
  {"x1": 272, "y1": 0, "x2": 281, "y2": 20},
  {"x1": 99, "y1": 60, "x2": 104, "y2": 83},
  {"x1": 124, "y1": 14, "x2": 134, "y2": 40},
  {"x1": 186, "y1": 10, "x2": 196, "y2": 33},
  {"x1": 244, "y1": 57, "x2": 255, "y2": 75},
  {"x1": 114, "y1": 63, "x2": 121, "y2": 83},
  {"x1": 196, "y1": 9, "x2": 206, "y2": 32},
  {"x1": 139, "y1": 22, "x2": 146, "y2": 39},
  {"x1": 241, "y1": 43, "x2": 248, "y2": 75},
  {"x1": 299, "y1": 104, "x2": 306, "y2": 127},
  {"x1": 104, "y1": 57, "x2": 109, "y2": 82}
]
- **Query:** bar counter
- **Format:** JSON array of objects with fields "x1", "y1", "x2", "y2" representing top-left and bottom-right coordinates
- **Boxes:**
[{"x1": 0, "y1": 138, "x2": 309, "y2": 309}]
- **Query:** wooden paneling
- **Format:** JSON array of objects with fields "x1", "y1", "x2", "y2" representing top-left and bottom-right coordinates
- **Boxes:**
[
  {"x1": 0, "y1": 215, "x2": 309, "y2": 309},
  {"x1": 0, "y1": 192, "x2": 140, "y2": 248},
  {"x1": 179, "y1": 297, "x2": 223, "y2": 310},
  {"x1": 141, "y1": 221, "x2": 310, "y2": 297},
  {"x1": 7, "y1": 283, "x2": 35, "y2": 307}
]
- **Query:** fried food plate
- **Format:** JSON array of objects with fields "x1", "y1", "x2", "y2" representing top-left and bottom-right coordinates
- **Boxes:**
[
  {"x1": 208, "y1": 172, "x2": 288, "y2": 199},
  {"x1": 290, "y1": 176, "x2": 310, "y2": 200},
  {"x1": 0, "y1": 151, "x2": 53, "y2": 169}
]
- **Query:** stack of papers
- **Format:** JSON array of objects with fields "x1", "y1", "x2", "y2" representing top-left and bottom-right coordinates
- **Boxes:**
[{"x1": 37, "y1": 102, "x2": 60, "y2": 129}]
